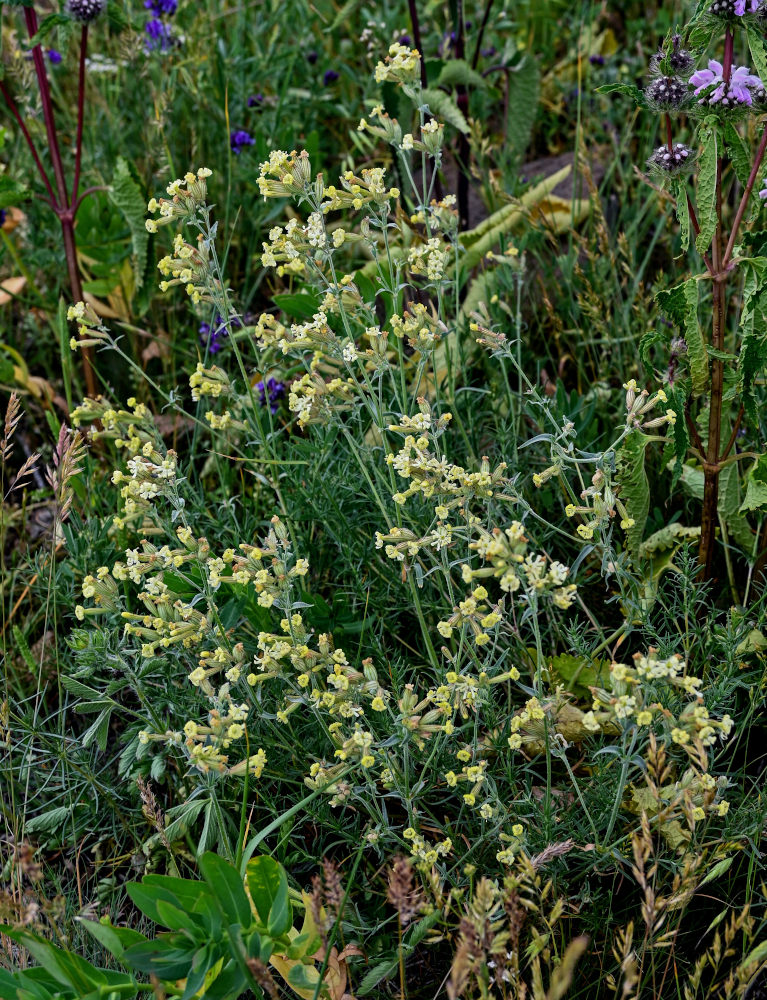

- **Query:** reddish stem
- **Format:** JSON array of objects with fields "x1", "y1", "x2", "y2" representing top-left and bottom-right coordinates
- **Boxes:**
[
  {"x1": 666, "y1": 114, "x2": 674, "y2": 153},
  {"x1": 0, "y1": 81, "x2": 57, "y2": 206},
  {"x1": 723, "y1": 124, "x2": 767, "y2": 267},
  {"x1": 24, "y1": 7, "x2": 69, "y2": 210},
  {"x1": 471, "y1": 0, "x2": 495, "y2": 70},
  {"x1": 71, "y1": 25, "x2": 88, "y2": 206},
  {"x1": 723, "y1": 27, "x2": 734, "y2": 84},
  {"x1": 406, "y1": 0, "x2": 428, "y2": 88},
  {"x1": 23, "y1": 6, "x2": 96, "y2": 398}
]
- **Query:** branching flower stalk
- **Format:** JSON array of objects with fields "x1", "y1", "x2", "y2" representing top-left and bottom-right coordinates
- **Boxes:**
[
  {"x1": 0, "y1": 1, "x2": 109, "y2": 397},
  {"x1": 632, "y1": 8, "x2": 767, "y2": 579}
]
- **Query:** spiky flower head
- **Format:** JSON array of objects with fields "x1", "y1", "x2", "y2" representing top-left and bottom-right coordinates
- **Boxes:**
[
  {"x1": 645, "y1": 76, "x2": 689, "y2": 111},
  {"x1": 708, "y1": 0, "x2": 763, "y2": 16},
  {"x1": 650, "y1": 34, "x2": 695, "y2": 78},
  {"x1": 66, "y1": 0, "x2": 106, "y2": 23},
  {"x1": 647, "y1": 142, "x2": 694, "y2": 175}
]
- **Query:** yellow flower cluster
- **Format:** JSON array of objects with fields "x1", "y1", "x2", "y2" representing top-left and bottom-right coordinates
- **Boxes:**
[
  {"x1": 288, "y1": 369, "x2": 359, "y2": 427},
  {"x1": 321, "y1": 167, "x2": 399, "y2": 213},
  {"x1": 465, "y1": 521, "x2": 578, "y2": 610},
  {"x1": 374, "y1": 42, "x2": 421, "y2": 85},
  {"x1": 145, "y1": 167, "x2": 213, "y2": 232},
  {"x1": 586, "y1": 649, "x2": 733, "y2": 752},
  {"x1": 564, "y1": 467, "x2": 635, "y2": 540},
  {"x1": 66, "y1": 301, "x2": 111, "y2": 351},
  {"x1": 256, "y1": 149, "x2": 312, "y2": 199},
  {"x1": 189, "y1": 362, "x2": 232, "y2": 401},
  {"x1": 437, "y1": 585, "x2": 503, "y2": 648},
  {"x1": 623, "y1": 380, "x2": 677, "y2": 431},
  {"x1": 386, "y1": 406, "x2": 507, "y2": 507},
  {"x1": 157, "y1": 233, "x2": 215, "y2": 305},
  {"x1": 402, "y1": 826, "x2": 452, "y2": 868},
  {"x1": 70, "y1": 395, "x2": 153, "y2": 452},
  {"x1": 389, "y1": 302, "x2": 445, "y2": 354},
  {"x1": 357, "y1": 104, "x2": 403, "y2": 146},
  {"x1": 408, "y1": 236, "x2": 449, "y2": 282},
  {"x1": 110, "y1": 448, "x2": 180, "y2": 529},
  {"x1": 249, "y1": 620, "x2": 387, "y2": 722}
]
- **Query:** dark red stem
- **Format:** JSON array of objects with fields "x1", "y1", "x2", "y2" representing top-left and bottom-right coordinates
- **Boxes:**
[
  {"x1": 723, "y1": 27, "x2": 734, "y2": 84},
  {"x1": 666, "y1": 114, "x2": 673, "y2": 153},
  {"x1": 471, "y1": 0, "x2": 495, "y2": 70},
  {"x1": 23, "y1": 5, "x2": 96, "y2": 398},
  {"x1": 454, "y1": 0, "x2": 470, "y2": 230},
  {"x1": 71, "y1": 25, "x2": 88, "y2": 205},
  {"x1": 0, "y1": 81, "x2": 57, "y2": 205},
  {"x1": 407, "y1": 0, "x2": 428, "y2": 88}
]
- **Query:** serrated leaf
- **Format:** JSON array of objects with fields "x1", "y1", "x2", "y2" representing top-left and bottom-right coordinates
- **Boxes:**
[
  {"x1": 748, "y1": 27, "x2": 767, "y2": 92},
  {"x1": 656, "y1": 278, "x2": 707, "y2": 395},
  {"x1": 596, "y1": 82, "x2": 645, "y2": 106},
  {"x1": 507, "y1": 59, "x2": 540, "y2": 158},
  {"x1": 25, "y1": 805, "x2": 72, "y2": 833},
  {"x1": 672, "y1": 177, "x2": 690, "y2": 253},
  {"x1": 0, "y1": 174, "x2": 29, "y2": 209},
  {"x1": 24, "y1": 12, "x2": 69, "y2": 48},
  {"x1": 695, "y1": 122, "x2": 718, "y2": 256},
  {"x1": 109, "y1": 157, "x2": 149, "y2": 292},
  {"x1": 421, "y1": 87, "x2": 469, "y2": 133},
  {"x1": 736, "y1": 258, "x2": 767, "y2": 423},
  {"x1": 437, "y1": 58, "x2": 486, "y2": 90},
  {"x1": 740, "y1": 454, "x2": 767, "y2": 512},
  {"x1": 616, "y1": 428, "x2": 651, "y2": 557}
]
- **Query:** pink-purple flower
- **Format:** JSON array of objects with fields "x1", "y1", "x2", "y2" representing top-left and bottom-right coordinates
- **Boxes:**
[
  {"x1": 734, "y1": 0, "x2": 761, "y2": 13},
  {"x1": 690, "y1": 60, "x2": 763, "y2": 105}
]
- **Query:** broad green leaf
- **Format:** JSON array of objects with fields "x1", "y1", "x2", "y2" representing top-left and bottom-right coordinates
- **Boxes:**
[
  {"x1": 740, "y1": 454, "x2": 767, "y2": 512},
  {"x1": 420, "y1": 87, "x2": 469, "y2": 133},
  {"x1": 198, "y1": 852, "x2": 253, "y2": 927},
  {"x1": 436, "y1": 58, "x2": 486, "y2": 90},
  {"x1": 695, "y1": 121, "x2": 718, "y2": 256},
  {"x1": 78, "y1": 918, "x2": 147, "y2": 961},
  {"x1": 683, "y1": 277, "x2": 707, "y2": 396},
  {"x1": 24, "y1": 805, "x2": 72, "y2": 834},
  {"x1": 1, "y1": 928, "x2": 107, "y2": 993},
  {"x1": 24, "y1": 12, "x2": 69, "y2": 47},
  {"x1": 246, "y1": 855, "x2": 291, "y2": 931},
  {"x1": 616, "y1": 428, "x2": 651, "y2": 557},
  {"x1": 0, "y1": 174, "x2": 29, "y2": 209},
  {"x1": 123, "y1": 936, "x2": 195, "y2": 980}
]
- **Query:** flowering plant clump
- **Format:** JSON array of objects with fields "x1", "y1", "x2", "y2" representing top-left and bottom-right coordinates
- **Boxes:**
[{"x1": 11, "y1": 16, "x2": 764, "y2": 1000}]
